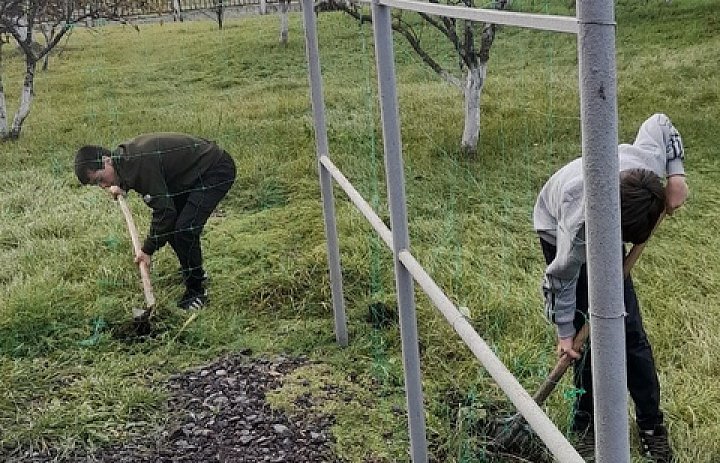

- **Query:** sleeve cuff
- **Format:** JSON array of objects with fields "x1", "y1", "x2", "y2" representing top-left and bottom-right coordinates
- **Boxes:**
[
  {"x1": 556, "y1": 322, "x2": 576, "y2": 339},
  {"x1": 667, "y1": 159, "x2": 685, "y2": 177},
  {"x1": 141, "y1": 240, "x2": 156, "y2": 256}
]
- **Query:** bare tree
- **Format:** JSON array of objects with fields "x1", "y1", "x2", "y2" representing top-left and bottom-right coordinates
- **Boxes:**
[
  {"x1": 328, "y1": 0, "x2": 511, "y2": 156},
  {"x1": 0, "y1": 1, "x2": 135, "y2": 140}
]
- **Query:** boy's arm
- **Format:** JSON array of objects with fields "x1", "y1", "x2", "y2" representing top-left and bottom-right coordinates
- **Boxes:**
[
  {"x1": 543, "y1": 225, "x2": 586, "y2": 341},
  {"x1": 638, "y1": 113, "x2": 689, "y2": 212},
  {"x1": 141, "y1": 195, "x2": 177, "y2": 255},
  {"x1": 664, "y1": 115, "x2": 688, "y2": 212},
  {"x1": 132, "y1": 162, "x2": 178, "y2": 255},
  {"x1": 665, "y1": 174, "x2": 688, "y2": 214}
]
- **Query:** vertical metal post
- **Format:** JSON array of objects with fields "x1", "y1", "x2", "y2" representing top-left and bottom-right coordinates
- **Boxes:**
[
  {"x1": 371, "y1": 2, "x2": 428, "y2": 461},
  {"x1": 301, "y1": 0, "x2": 349, "y2": 347},
  {"x1": 577, "y1": 1, "x2": 629, "y2": 462}
]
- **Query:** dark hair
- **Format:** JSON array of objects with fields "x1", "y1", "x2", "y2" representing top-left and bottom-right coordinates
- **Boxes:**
[
  {"x1": 74, "y1": 145, "x2": 111, "y2": 184},
  {"x1": 619, "y1": 168, "x2": 666, "y2": 244}
]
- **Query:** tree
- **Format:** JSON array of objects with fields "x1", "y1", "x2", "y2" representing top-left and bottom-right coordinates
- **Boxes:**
[
  {"x1": 0, "y1": 1, "x2": 134, "y2": 140},
  {"x1": 326, "y1": 0, "x2": 511, "y2": 156},
  {"x1": 215, "y1": 0, "x2": 224, "y2": 29},
  {"x1": 171, "y1": 0, "x2": 183, "y2": 22}
]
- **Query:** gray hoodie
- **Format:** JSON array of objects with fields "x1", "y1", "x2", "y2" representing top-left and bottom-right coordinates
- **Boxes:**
[{"x1": 533, "y1": 114, "x2": 685, "y2": 339}]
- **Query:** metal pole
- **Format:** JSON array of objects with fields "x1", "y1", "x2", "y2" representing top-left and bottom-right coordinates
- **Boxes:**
[
  {"x1": 577, "y1": 1, "x2": 629, "y2": 462},
  {"x1": 371, "y1": 2, "x2": 428, "y2": 461},
  {"x1": 301, "y1": 0, "x2": 349, "y2": 347}
]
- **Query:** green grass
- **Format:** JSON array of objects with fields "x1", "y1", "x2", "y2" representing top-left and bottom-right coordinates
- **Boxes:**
[{"x1": 0, "y1": 0, "x2": 719, "y2": 461}]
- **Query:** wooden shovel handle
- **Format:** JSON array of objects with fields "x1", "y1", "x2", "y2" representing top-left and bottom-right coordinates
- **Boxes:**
[{"x1": 117, "y1": 195, "x2": 156, "y2": 308}]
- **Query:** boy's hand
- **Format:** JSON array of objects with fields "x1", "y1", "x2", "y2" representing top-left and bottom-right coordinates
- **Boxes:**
[
  {"x1": 665, "y1": 175, "x2": 688, "y2": 214},
  {"x1": 108, "y1": 185, "x2": 126, "y2": 199},
  {"x1": 557, "y1": 336, "x2": 581, "y2": 360},
  {"x1": 134, "y1": 251, "x2": 151, "y2": 269}
]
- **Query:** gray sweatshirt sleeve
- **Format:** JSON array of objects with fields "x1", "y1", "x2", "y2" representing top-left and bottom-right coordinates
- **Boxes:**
[
  {"x1": 621, "y1": 113, "x2": 686, "y2": 177},
  {"x1": 542, "y1": 195, "x2": 587, "y2": 339}
]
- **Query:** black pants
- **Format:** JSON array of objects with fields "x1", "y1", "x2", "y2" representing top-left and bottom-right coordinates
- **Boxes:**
[
  {"x1": 168, "y1": 152, "x2": 236, "y2": 291},
  {"x1": 540, "y1": 238, "x2": 663, "y2": 432}
]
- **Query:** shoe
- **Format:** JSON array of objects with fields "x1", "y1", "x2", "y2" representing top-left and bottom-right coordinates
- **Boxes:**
[
  {"x1": 573, "y1": 428, "x2": 595, "y2": 462},
  {"x1": 639, "y1": 424, "x2": 674, "y2": 463},
  {"x1": 178, "y1": 288, "x2": 208, "y2": 310}
]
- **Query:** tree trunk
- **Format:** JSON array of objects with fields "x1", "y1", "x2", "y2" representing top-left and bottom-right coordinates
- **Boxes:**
[
  {"x1": 279, "y1": 0, "x2": 289, "y2": 47},
  {"x1": 0, "y1": 43, "x2": 8, "y2": 138},
  {"x1": 460, "y1": 63, "x2": 486, "y2": 156},
  {"x1": 173, "y1": 0, "x2": 184, "y2": 21},
  {"x1": 216, "y1": 0, "x2": 224, "y2": 29},
  {"x1": 40, "y1": 24, "x2": 55, "y2": 71},
  {"x1": 260, "y1": 0, "x2": 267, "y2": 15},
  {"x1": 9, "y1": 59, "x2": 36, "y2": 139}
]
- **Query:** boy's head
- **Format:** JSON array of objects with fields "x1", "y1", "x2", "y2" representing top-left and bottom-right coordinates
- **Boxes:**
[
  {"x1": 74, "y1": 145, "x2": 118, "y2": 188},
  {"x1": 619, "y1": 168, "x2": 665, "y2": 244}
]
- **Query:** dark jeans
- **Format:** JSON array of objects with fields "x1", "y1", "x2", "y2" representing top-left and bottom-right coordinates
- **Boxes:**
[
  {"x1": 168, "y1": 152, "x2": 236, "y2": 292},
  {"x1": 540, "y1": 238, "x2": 663, "y2": 432}
]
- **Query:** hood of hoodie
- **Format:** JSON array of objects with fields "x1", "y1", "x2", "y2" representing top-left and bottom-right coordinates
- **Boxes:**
[{"x1": 619, "y1": 113, "x2": 685, "y2": 178}]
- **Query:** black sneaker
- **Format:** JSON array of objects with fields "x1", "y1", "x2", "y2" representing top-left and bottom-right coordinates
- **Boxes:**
[
  {"x1": 178, "y1": 288, "x2": 208, "y2": 310},
  {"x1": 639, "y1": 424, "x2": 674, "y2": 463},
  {"x1": 573, "y1": 428, "x2": 595, "y2": 462}
]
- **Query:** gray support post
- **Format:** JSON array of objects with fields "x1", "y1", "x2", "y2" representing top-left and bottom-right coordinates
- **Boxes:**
[
  {"x1": 301, "y1": 0, "x2": 349, "y2": 347},
  {"x1": 577, "y1": 1, "x2": 629, "y2": 462},
  {"x1": 371, "y1": 2, "x2": 428, "y2": 461}
]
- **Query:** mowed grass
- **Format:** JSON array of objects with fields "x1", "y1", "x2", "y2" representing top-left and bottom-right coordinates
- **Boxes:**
[{"x1": 0, "y1": 0, "x2": 719, "y2": 461}]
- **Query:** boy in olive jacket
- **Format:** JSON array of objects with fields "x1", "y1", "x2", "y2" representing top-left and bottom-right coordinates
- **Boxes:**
[{"x1": 75, "y1": 133, "x2": 236, "y2": 310}]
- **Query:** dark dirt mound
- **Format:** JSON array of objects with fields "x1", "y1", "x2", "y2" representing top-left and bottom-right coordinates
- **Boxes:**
[{"x1": 6, "y1": 355, "x2": 340, "y2": 463}]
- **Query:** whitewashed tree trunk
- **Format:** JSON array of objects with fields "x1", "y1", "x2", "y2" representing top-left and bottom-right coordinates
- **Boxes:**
[
  {"x1": 173, "y1": 0, "x2": 184, "y2": 21},
  {"x1": 279, "y1": 0, "x2": 289, "y2": 47},
  {"x1": 84, "y1": 6, "x2": 94, "y2": 27},
  {"x1": 461, "y1": 63, "x2": 486, "y2": 155},
  {"x1": 260, "y1": 0, "x2": 267, "y2": 15},
  {"x1": 0, "y1": 84, "x2": 7, "y2": 137},
  {"x1": 16, "y1": 17, "x2": 29, "y2": 43},
  {"x1": 0, "y1": 45, "x2": 8, "y2": 138},
  {"x1": 9, "y1": 60, "x2": 35, "y2": 139}
]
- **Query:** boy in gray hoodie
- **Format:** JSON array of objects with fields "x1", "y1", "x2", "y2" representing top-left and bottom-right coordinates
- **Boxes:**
[{"x1": 533, "y1": 114, "x2": 688, "y2": 462}]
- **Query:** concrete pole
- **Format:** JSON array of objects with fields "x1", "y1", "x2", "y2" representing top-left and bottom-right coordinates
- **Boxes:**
[
  {"x1": 301, "y1": 0, "x2": 349, "y2": 346},
  {"x1": 577, "y1": 1, "x2": 630, "y2": 462},
  {"x1": 371, "y1": 1, "x2": 428, "y2": 461}
]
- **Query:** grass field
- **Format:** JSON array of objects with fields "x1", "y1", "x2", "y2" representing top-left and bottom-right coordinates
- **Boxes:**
[{"x1": 0, "y1": 0, "x2": 719, "y2": 461}]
